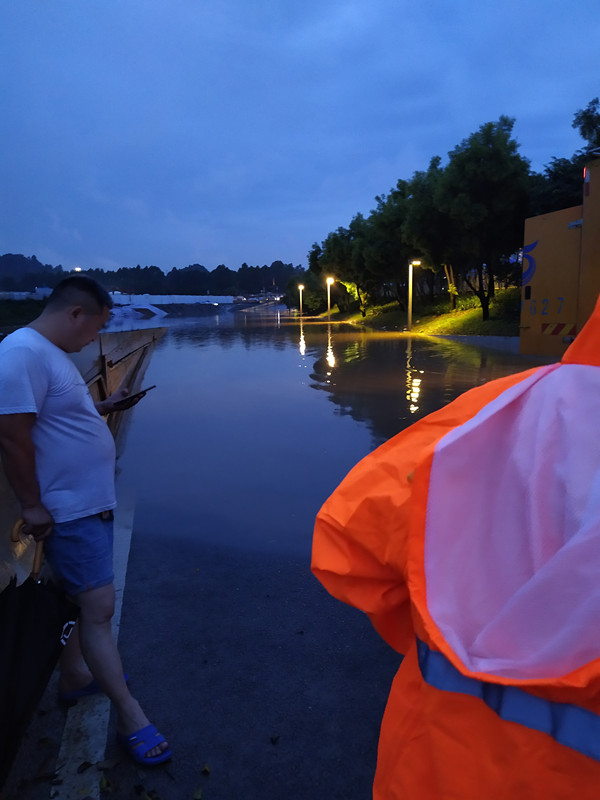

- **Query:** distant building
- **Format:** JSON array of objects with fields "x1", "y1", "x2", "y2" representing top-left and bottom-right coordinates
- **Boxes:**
[{"x1": 0, "y1": 287, "x2": 52, "y2": 300}]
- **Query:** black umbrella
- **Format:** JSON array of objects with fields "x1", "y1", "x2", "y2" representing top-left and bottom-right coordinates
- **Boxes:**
[{"x1": 0, "y1": 522, "x2": 79, "y2": 790}]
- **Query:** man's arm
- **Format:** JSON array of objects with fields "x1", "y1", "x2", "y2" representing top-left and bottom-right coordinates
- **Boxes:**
[{"x1": 0, "y1": 412, "x2": 54, "y2": 540}]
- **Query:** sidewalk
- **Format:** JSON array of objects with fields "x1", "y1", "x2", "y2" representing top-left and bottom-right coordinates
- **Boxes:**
[{"x1": 3, "y1": 505, "x2": 400, "y2": 799}]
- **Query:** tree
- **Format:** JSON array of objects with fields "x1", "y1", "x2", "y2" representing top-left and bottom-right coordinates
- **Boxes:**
[
  {"x1": 164, "y1": 264, "x2": 210, "y2": 294},
  {"x1": 529, "y1": 155, "x2": 587, "y2": 215},
  {"x1": 284, "y1": 269, "x2": 323, "y2": 313},
  {"x1": 530, "y1": 99, "x2": 600, "y2": 216},
  {"x1": 436, "y1": 116, "x2": 531, "y2": 320},
  {"x1": 307, "y1": 228, "x2": 361, "y2": 313},
  {"x1": 210, "y1": 264, "x2": 237, "y2": 295},
  {"x1": 572, "y1": 97, "x2": 600, "y2": 153},
  {"x1": 362, "y1": 181, "x2": 417, "y2": 306},
  {"x1": 403, "y1": 158, "x2": 459, "y2": 307}
]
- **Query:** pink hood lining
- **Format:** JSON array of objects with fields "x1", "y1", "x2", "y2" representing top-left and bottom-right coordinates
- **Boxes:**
[{"x1": 424, "y1": 363, "x2": 600, "y2": 680}]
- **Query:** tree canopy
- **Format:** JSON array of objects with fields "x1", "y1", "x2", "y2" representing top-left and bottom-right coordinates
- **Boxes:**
[{"x1": 307, "y1": 99, "x2": 600, "y2": 319}]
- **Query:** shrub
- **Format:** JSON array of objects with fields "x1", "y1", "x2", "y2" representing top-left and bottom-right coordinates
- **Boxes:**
[{"x1": 491, "y1": 287, "x2": 521, "y2": 319}]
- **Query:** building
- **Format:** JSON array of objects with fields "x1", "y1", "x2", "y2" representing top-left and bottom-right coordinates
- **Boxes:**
[{"x1": 520, "y1": 158, "x2": 600, "y2": 357}]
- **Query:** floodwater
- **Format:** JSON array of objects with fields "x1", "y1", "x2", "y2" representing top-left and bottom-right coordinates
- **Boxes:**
[
  {"x1": 113, "y1": 306, "x2": 553, "y2": 557},
  {"x1": 1, "y1": 306, "x2": 558, "y2": 800}
]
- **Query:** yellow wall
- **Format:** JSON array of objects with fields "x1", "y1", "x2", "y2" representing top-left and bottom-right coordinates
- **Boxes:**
[
  {"x1": 520, "y1": 158, "x2": 600, "y2": 357},
  {"x1": 520, "y1": 205, "x2": 582, "y2": 356},
  {"x1": 578, "y1": 159, "x2": 600, "y2": 326}
]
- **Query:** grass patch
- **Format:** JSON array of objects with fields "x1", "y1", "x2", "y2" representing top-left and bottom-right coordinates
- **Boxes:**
[{"x1": 333, "y1": 288, "x2": 520, "y2": 337}]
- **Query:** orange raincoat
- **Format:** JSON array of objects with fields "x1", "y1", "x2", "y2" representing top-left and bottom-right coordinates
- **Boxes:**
[{"x1": 312, "y1": 297, "x2": 600, "y2": 799}]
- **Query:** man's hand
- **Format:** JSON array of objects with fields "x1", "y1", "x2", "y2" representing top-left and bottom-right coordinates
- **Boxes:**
[
  {"x1": 21, "y1": 502, "x2": 54, "y2": 541},
  {"x1": 97, "y1": 385, "x2": 154, "y2": 414}
]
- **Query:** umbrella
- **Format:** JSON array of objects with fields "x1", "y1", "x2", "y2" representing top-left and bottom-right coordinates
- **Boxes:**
[{"x1": 0, "y1": 521, "x2": 79, "y2": 790}]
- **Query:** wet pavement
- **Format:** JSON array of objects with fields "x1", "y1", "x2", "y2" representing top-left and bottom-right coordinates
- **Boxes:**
[{"x1": 3, "y1": 509, "x2": 400, "y2": 800}]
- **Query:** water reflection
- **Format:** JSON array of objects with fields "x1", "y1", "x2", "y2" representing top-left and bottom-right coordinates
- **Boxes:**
[
  {"x1": 405, "y1": 339, "x2": 422, "y2": 415},
  {"x1": 110, "y1": 311, "x2": 554, "y2": 449},
  {"x1": 115, "y1": 309, "x2": 554, "y2": 555},
  {"x1": 308, "y1": 324, "x2": 553, "y2": 446},
  {"x1": 326, "y1": 324, "x2": 335, "y2": 369}
]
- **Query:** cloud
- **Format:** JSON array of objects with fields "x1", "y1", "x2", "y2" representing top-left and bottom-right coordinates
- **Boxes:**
[{"x1": 1, "y1": 0, "x2": 599, "y2": 271}]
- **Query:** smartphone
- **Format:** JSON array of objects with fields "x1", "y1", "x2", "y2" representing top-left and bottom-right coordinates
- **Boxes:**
[{"x1": 111, "y1": 385, "x2": 156, "y2": 410}]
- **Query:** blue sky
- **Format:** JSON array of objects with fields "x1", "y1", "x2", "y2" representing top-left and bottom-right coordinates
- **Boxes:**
[{"x1": 1, "y1": 0, "x2": 598, "y2": 272}]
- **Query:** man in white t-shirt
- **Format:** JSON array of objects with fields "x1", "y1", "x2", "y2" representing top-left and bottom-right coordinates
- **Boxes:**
[{"x1": 0, "y1": 276, "x2": 170, "y2": 766}]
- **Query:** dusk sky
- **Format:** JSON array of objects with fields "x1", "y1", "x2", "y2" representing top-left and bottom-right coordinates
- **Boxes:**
[{"x1": 1, "y1": 0, "x2": 598, "y2": 273}]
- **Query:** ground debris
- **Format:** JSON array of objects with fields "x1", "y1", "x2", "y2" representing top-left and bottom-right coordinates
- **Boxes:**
[
  {"x1": 34, "y1": 753, "x2": 58, "y2": 781},
  {"x1": 134, "y1": 785, "x2": 163, "y2": 800},
  {"x1": 97, "y1": 757, "x2": 120, "y2": 770}
]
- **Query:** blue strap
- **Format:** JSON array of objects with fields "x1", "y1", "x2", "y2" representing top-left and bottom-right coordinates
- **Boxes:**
[{"x1": 416, "y1": 639, "x2": 600, "y2": 763}]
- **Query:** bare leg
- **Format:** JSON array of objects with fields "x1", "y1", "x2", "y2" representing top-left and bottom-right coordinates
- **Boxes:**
[
  {"x1": 59, "y1": 620, "x2": 94, "y2": 692},
  {"x1": 65, "y1": 583, "x2": 168, "y2": 760}
]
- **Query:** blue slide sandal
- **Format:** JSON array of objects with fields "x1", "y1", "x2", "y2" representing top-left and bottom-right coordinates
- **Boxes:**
[{"x1": 117, "y1": 724, "x2": 172, "y2": 766}]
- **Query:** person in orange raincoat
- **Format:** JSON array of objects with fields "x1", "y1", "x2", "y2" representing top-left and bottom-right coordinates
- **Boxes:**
[{"x1": 312, "y1": 295, "x2": 600, "y2": 799}]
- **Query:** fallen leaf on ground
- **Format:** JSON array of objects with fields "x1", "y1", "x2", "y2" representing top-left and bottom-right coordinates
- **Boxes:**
[
  {"x1": 96, "y1": 757, "x2": 120, "y2": 770},
  {"x1": 99, "y1": 773, "x2": 115, "y2": 793}
]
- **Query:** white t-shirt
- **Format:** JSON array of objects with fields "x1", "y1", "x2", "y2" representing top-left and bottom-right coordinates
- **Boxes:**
[{"x1": 0, "y1": 327, "x2": 116, "y2": 522}]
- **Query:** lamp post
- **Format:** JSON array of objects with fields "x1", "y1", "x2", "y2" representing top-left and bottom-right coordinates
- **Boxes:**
[
  {"x1": 326, "y1": 276, "x2": 334, "y2": 318},
  {"x1": 408, "y1": 260, "x2": 421, "y2": 331},
  {"x1": 298, "y1": 284, "x2": 304, "y2": 316}
]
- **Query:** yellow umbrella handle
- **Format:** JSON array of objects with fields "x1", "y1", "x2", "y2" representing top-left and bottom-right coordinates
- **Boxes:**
[
  {"x1": 10, "y1": 518, "x2": 24, "y2": 543},
  {"x1": 10, "y1": 518, "x2": 44, "y2": 581}
]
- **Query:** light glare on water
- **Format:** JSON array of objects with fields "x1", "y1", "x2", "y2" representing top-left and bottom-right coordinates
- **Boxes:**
[{"x1": 114, "y1": 309, "x2": 553, "y2": 556}]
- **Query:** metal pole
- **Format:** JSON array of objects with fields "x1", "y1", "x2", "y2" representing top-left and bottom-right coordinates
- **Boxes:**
[
  {"x1": 326, "y1": 277, "x2": 333, "y2": 319},
  {"x1": 408, "y1": 261, "x2": 413, "y2": 331}
]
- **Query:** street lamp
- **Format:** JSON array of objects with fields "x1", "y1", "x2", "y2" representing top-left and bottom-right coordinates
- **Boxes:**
[
  {"x1": 326, "y1": 277, "x2": 334, "y2": 318},
  {"x1": 407, "y1": 260, "x2": 421, "y2": 331},
  {"x1": 298, "y1": 283, "x2": 304, "y2": 316}
]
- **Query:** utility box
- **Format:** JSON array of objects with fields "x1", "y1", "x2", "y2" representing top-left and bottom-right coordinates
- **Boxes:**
[{"x1": 520, "y1": 158, "x2": 600, "y2": 357}]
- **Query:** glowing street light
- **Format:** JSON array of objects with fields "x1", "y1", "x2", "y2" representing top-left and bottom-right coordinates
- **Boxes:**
[
  {"x1": 326, "y1": 276, "x2": 334, "y2": 318},
  {"x1": 298, "y1": 283, "x2": 304, "y2": 316},
  {"x1": 407, "y1": 260, "x2": 421, "y2": 331}
]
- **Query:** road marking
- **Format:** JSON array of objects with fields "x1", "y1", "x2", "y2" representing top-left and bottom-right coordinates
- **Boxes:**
[{"x1": 51, "y1": 491, "x2": 135, "y2": 799}]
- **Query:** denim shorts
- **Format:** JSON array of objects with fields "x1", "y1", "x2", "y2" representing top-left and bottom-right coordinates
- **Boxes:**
[{"x1": 44, "y1": 512, "x2": 115, "y2": 597}]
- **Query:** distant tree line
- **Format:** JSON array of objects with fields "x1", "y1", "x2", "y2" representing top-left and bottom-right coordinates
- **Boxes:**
[
  {"x1": 291, "y1": 98, "x2": 600, "y2": 319},
  {"x1": 0, "y1": 255, "x2": 303, "y2": 298}
]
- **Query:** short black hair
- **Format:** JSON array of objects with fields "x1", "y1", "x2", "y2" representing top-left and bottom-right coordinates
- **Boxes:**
[{"x1": 46, "y1": 275, "x2": 113, "y2": 313}]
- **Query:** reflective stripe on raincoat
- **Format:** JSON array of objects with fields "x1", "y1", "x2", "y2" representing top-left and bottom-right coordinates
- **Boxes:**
[{"x1": 312, "y1": 296, "x2": 600, "y2": 800}]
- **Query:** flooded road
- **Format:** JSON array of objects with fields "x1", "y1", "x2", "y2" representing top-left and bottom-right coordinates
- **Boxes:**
[
  {"x1": 5, "y1": 306, "x2": 557, "y2": 800},
  {"x1": 114, "y1": 307, "x2": 553, "y2": 557}
]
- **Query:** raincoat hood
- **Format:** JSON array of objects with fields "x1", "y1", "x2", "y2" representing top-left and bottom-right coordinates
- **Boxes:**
[
  {"x1": 412, "y1": 295, "x2": 600, "y2": 686},
  {"x1": 420, "y1": 361, "x2": 600, "y2": 682}
]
